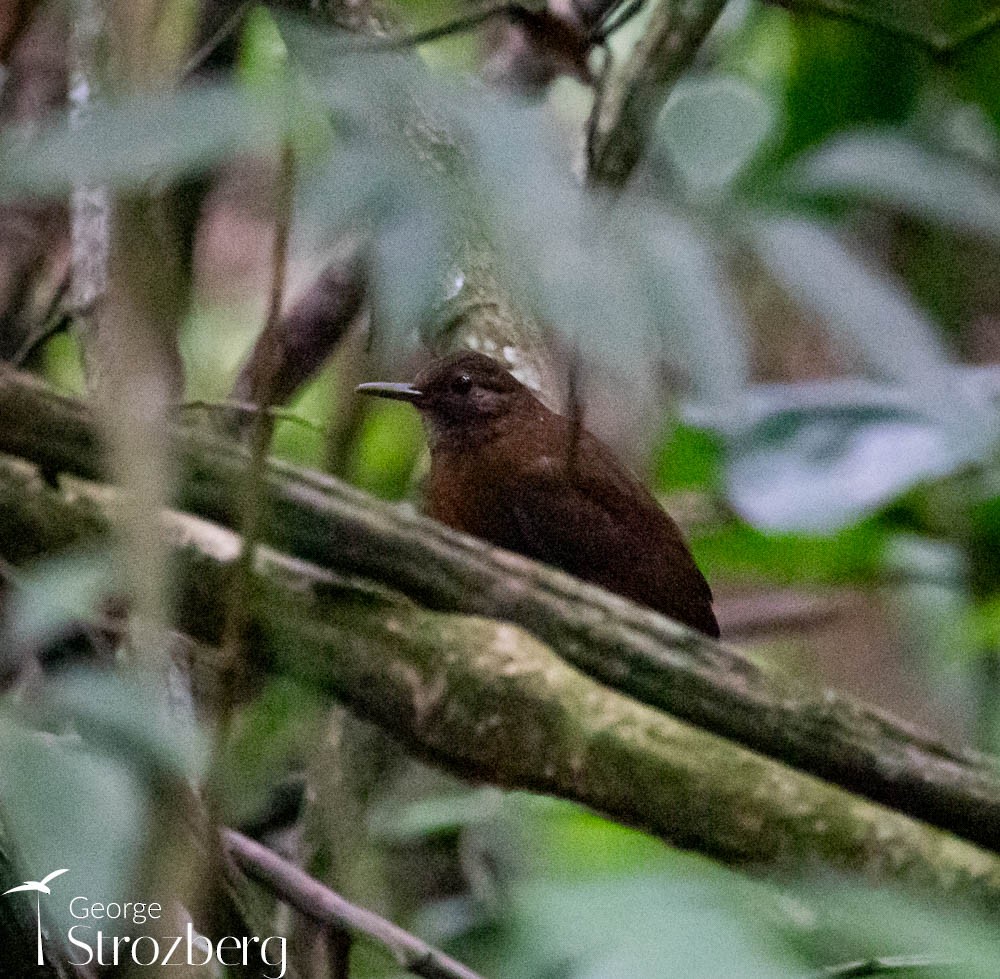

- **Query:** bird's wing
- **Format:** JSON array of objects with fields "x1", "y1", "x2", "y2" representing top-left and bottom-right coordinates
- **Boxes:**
[
  {"x1": 506, "y1": 436, "x2": 718, "y2": 636},
  {"x1": 39, "y1": 869, "x2": 69, "y2": 887},
  {"x1": 3, "y1": 883, "x2": 39, "y2": 894}
]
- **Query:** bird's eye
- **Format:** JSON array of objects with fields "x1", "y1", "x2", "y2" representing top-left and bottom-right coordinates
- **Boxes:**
[{"x1": 451, "y1": 374, "x2": 473, "y2": 395}]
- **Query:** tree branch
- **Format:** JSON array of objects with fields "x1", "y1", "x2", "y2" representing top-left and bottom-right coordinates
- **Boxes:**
[
  {"x1": 587, "y1": 0, "x2": 729, "y2": 186},
  {"x1": 224, "y1": 829, "x2": 485, "y2": 979},
  {"x1": 2, "y1": 364, "x2": 999, "y2": 855},
  {"x1": 2, "y1": 454, "x2": 1000, "y2": 905}
]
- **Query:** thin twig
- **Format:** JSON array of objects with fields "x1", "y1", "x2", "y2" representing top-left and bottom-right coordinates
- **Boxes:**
[
  {"x1": 223, "y1": 830, "x2": 486, "y2": 979},
  {"x1": 218, "y1": 140, "x2": 295, "y2": 715},
  {"x1": 180, "y1": 399, "x2": 328, "y2": 437}
]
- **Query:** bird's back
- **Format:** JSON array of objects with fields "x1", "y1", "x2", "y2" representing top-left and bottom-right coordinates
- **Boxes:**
[{"x1": 426, "y1": 409, "x2": 720, "y2": 638}]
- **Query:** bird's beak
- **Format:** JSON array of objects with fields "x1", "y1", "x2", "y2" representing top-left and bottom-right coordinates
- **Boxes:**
[{"x1": 355, "y1": 381, "x2": 424, "y2": 404}]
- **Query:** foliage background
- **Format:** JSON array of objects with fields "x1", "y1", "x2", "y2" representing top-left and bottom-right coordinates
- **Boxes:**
[{"x1": 2, "y1": 0, "x2": 1000, "y2": 975}]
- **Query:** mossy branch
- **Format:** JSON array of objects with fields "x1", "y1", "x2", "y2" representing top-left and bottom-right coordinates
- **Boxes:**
[
  {"x1": 2, "y1": 453, "x2": 1000, "y2": 906},
  {"x1": 2, "y1": 365, "x2": 1000, "y2": 862}
]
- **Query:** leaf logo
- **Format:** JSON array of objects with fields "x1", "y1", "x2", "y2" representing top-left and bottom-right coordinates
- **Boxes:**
[{"x1": 4, "y1": 868, "x2": 69, "y2": 966}]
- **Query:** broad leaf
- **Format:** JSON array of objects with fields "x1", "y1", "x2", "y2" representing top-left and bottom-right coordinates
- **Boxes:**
[
  {"x1": 723, "y1": 385, "x2": 986, "y2": 531},
  {"x1": 0, "y1": 85, "x2": 314, "y2": 200},
  {"x1": 784, "y1": 0, "x2": 1000, "y2": 51},
  {"x1": 788, "y1": 132, "x2": 1000, "y2": 240},
  {"x1": 657, "y1": 76, "x2": 777, "y2": 193}
]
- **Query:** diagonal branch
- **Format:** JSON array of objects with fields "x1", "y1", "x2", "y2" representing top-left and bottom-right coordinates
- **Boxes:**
[
  {"x1": 224, "y1": 829, "x2": 485, "y2": 979},
  {"x1": 587, "y1": 0, "x2": 729, "y2": 186},
  {"x1": 2, "y1": 365, "x2": 1000, "y2": 858},
  {"x1": 1, "y1": 453, "x2": 1000, "y2": 904}
]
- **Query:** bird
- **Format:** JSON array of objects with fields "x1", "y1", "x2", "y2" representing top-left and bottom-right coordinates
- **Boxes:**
[{"x1": 357, "y1": 351, "x2": 719, "y2": 638}]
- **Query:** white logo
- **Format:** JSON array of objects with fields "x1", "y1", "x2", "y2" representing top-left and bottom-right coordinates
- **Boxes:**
[{"x1": 4, "y1": 868, "x2": 69, "y2": 966}]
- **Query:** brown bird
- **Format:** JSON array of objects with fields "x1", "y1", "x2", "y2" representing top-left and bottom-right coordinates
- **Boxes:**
[{"x1": 357, "y1": 351, "x2": 719, "y2": 637}]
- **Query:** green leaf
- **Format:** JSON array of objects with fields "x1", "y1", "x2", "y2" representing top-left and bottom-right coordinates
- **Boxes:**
[
  {"x1": 639, "y1": 212, "x2": 750, "y2": 413},
  {"x1": 3, "y1": 551, "x2": 112, "y2": 655},
  {"x1": 453, "y1": 91, "x2": 657, "y2": 378},
  {"x1": 783, "y1": 0, "x2": 1000, "y2": 50},
  {"x1": 508, "y1": 873, "x2": 790, "y2": 979},
  {"x1": 0, "y1": 712, "x2": 148, "y2": 936},
  {"x1": 238, "y1": 6, "x2": 290, "y2": 90},
  {"x1": 778, "y1": 879, "x2": 1000, "y2": 977},
  {"x1": 653, "y1": 423, "x2": 724, "y2": 492},
  {"x1": 695, "y1": 517, "x2": 886, "y2": 585},
  {"x1": 788, "y1": 132, "x2": 1000, "y2": 239},
  {"x1": 657, "y1": 76, "x2": 777, "y2": 192},
  {"x1": 41, "y1": 671, "x2": 209, "y2": 785}
]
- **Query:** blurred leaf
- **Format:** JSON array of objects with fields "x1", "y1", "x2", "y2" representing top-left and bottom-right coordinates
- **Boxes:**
[
  {"x1": 724, "y1": 371, "x2": 989, "y2": 533},
  {"x1": 778, "y1": 879, "x2": 1000, "y2": 977},
  {"x1": 725, "y1": 397, "x2": 983, "y2": 532},
  {"x1": 748, "y1": 216, "x2": 996, "y2": 447},
  {"x1": 774, "y1": 14, "x2": 922, "y2": 163},
  {"x1": 653, "y1": 423, "x2": 724, "y2": 492},
  {"x1": 41, "y1": 671, "x2": 209, "y2": 785},
  {"x1": 283, "y1": 21, "x2": 458, "y2": 346},
  {"x1": 3, "y1": 551, "x2": 111, "y2": 654},
  {"x1": 212, "y1": 677, "x2": 325, "y2": 827},
  {"x1": 0, "y1": 712, "x2": 147, "y2": 937},
  {"x1": 370, "y1": 787, "x2": 511, "y2": 842},
  {"x1": 507, "y1": 873, "x2": 790, "y2": 979},
  {"x1": 783, "y1": 0, "x2": 1000, "y2": 50},
  {"x1": 639, "y1": 212, "x2": 750, "y2": 412},
  {"x1": 372, "y1": 198, "x2": 451, "y2": 343},
  {"x1": 696, "y1": 516, "x2": 886, "y2": 585},
  {"x1": 0, "y1": 85, "x2": 311, "y2": 200},
  {"x1": 788, "y1": 132, "x2": 1000, "y2": 239},
  {"x1": 657, "y1": 76, "x2": 777, "y2": 192},
  {"x1": 452, "y1": 90, "x2": 656, "y2": 378},
  {"x1": 238, "y1": 6, "x2": 289, "y2": 90}
]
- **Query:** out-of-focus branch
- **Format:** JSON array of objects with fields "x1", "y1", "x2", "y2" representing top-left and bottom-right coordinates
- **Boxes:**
[
  {"x1": 224, "y1": 829, "x2": 485, "y2": 979},
  {"x1": 227, "y1": 236, "x2": 369, "y2": 437},
  {"x1": 219, "y1": 140, "x2": 296, "y2": 715},
  {"x1": 587, "y1": 0, "x2": 729, "y2": 186},
  {"x1": 0, "y1": 4, "x2": 67, "y2": 360},
  {"x1": 3, "y1": 366, "x2": 1000, "y2": 858},
  {"x1": 2, "y1": 454, "x2": 1000, "y2": 905}
]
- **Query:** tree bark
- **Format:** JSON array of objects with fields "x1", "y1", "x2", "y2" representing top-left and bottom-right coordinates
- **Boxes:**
[
  {"x1": 2, "y1": 363, "x2": 1000, "y2": 856},
  {"x1": 2, "y1": 452, "x2": 1000, "y2": 908}
]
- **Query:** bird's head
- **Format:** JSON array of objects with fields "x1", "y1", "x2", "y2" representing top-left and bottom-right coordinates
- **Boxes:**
[{"x1": 357, "y1": 351, "x2": 538, "y2": 443}]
